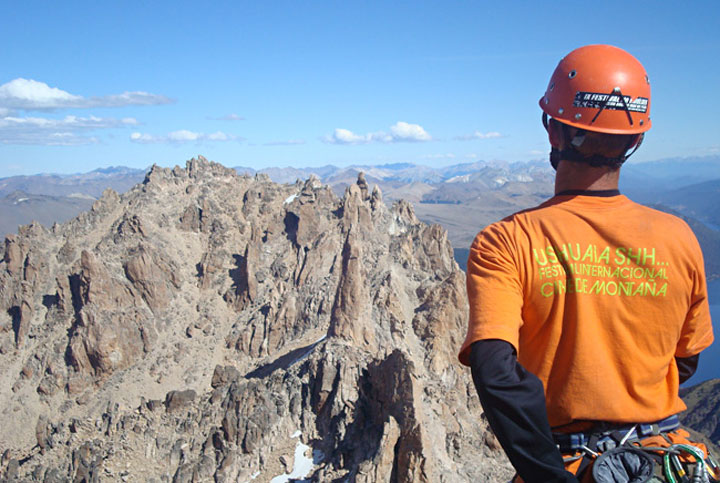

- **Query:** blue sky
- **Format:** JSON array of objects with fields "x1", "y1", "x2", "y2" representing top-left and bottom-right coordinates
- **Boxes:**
[{"x1": 1, "y1": 1, "x2": 719, "y2": 177}]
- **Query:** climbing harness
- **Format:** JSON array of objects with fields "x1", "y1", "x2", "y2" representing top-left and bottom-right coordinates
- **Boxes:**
[{"x1": 554, "y1": 416, "x2": 720, "y2": 482}]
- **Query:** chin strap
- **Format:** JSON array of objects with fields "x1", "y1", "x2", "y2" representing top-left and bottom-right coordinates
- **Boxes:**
[{"x1": 543, "y1": 113, "x2": 644, "y2": 171}]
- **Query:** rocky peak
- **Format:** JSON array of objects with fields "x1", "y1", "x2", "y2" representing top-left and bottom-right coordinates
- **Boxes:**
[{"x1": 0, "y1": 157, "x2": 510, "y2": 482}]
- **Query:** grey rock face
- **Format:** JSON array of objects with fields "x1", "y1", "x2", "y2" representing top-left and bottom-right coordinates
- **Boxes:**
[{"x1": 0, "y1": 157, "x2": 510, "y2": 482}]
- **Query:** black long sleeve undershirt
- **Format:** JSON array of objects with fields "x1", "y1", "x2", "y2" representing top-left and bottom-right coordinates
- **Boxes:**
[
  {"x1": 677, "y1": 354, "x2": 699, "y2": 384},
  {"x1": 469, "y1": 340, "x2": 578, "y2": 483}
]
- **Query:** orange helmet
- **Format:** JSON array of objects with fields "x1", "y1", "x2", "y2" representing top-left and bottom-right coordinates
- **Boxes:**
[{"x1": 540, "y1": 45, "x2": 651, "y2": 135}]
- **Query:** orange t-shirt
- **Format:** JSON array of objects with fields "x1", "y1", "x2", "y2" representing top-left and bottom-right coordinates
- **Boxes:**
[{"x1": 459, "y1": 194, "x2": 714, "y2": 428}]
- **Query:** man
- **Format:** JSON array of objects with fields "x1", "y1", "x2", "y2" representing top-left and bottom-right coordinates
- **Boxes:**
[{"x1": 458, "y1": 45, "x2": 714, "y2": 482}]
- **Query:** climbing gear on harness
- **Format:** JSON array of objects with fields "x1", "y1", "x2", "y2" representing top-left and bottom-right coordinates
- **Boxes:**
[
  {"x1": 554, "y1": 415, "x2": 681, "y2": 454},
  {"x1": 553, "y1": 416, "x2": 720, "y2": 482},
  {"x1": 539, "y1": 45, "x2": 652, "y2": 135},
  {"x1": 592, "y1": 446, "x2": 655, "y2": 482}
]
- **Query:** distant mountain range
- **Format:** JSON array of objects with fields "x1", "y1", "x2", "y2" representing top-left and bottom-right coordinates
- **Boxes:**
[
  {"x1": 0, "y1": 166, "x2": 144, "y2": 199},
  {"x1": 621, "y1": 156, "x2": 720, "y2": 196},
  {"x1": 3, "y1": 155, "x2": 720, "y2": 258},
  {"x1": 3, "y1": 154, "x2": 719, "y2": 198}
]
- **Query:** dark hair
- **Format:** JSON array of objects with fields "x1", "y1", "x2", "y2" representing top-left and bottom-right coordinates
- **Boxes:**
[{"x1": 550, "y1": 118, "x2": 642, "y2": 170}]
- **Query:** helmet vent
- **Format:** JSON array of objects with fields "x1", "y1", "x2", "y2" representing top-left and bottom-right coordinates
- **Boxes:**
[
  {"x1": 558, "y1": 108, "x2": 564, "y2": 115},
  {"x1": 568, "y1": 70, "x2": 577, "y2": 79},
  {"x1": 550, "y1": 82, "x2": 555, "y2": 91},
  {"x1": 575, "y1": 113, "x2": 582, "y2": 120}
]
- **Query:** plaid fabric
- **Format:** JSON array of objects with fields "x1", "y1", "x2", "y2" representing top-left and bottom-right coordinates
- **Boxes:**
[{"x1": 553, "y1": 415, "x2": 680, "y2": 453}]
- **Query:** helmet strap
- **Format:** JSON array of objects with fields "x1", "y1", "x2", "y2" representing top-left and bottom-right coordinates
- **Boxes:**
[{"x1": 624, "y1": 133, "x2": 644, "y2": 160}]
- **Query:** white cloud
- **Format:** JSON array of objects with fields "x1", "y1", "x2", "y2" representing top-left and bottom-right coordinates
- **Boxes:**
[
  {"x1": 207, "y1": 131, "x2": 230, "y2": 141},
  {"x1": 209, "y1": 113, "x2": 245, "y2": 121},
  {"x1": 325, "y1": 122, "x2": 431, "y2": 145},
  {"x1": 0, "y1": 114, "x2": 138, "y2": 145},
  {"x1": 130, "y1": 132, "x2": 154, "y2": 143},
  {"x1": 0, "y1": 78, "x2": 173, "y2": 110},
  {"x1": 0, "y1": 130, "x2": 96, "y2": 146},
  {"x1": 0, "y1": 78, "x2": 153, "y2": 145},
  {"x1": 130, "y1": 130, "x2": 239, "y2": 144},
  {"x1": 168, "y1": 130, "x2": 201, "y2": 142},
  {"x1": 390, "y1": 121, "x2": 431, "y2": 142},
  {"x1": 328, "y1": 128, "x2": 372, "y2": 144},
  {"x1": 0, "y1": 79, "x2": 81, "y2": 108},
  {"x1": 1, "y1": 115, "x2": 135, "y2": 129},
  {"x1": 95, "y1": 91, "x2": 173, "y2": 108},
  {"x1": 454, "y1": 130, "x2": 502, "y2": 141}
]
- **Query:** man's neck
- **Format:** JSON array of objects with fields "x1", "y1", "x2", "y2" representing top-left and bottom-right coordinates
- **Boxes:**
[{"x1": 554, "y1": 160, "x2": 620, "y2": 195}]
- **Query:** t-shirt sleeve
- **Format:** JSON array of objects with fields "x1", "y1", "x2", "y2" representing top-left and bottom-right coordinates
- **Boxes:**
[
  {"x1": 675, "y1": 239, "x2": 714, "y2": 358},
  {"x1": 458, "y1": 223, "x2": 525, "y2": 366}
]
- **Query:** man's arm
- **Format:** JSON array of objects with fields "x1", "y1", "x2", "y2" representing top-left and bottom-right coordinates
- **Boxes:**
[{"x1": 470, "y1": 340, "x2": 578, "y2": 483}]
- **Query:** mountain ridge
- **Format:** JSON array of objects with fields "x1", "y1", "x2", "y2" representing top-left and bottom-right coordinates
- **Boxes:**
[{"x1": 0, "y1": 157, "x2": 510, "y2": 481}]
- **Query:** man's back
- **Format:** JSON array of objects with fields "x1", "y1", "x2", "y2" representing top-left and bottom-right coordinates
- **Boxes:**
[{"x1": 460, "y1": 192, "x2": 713, "y2": 427}]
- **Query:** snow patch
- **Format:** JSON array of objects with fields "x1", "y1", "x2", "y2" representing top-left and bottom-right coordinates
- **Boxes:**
[
  {"x1": 14, "y1": 198, "x2": 29, "y2": 204},
  {"x1": 493, "y1": 177, "x2": 508, "y2": 187},
  {"x1": 67, "y1": 192, "x2": 96, "y2": 200},
  {"x1": 284, "y1": 194, "x2": 298, "y2": 205},
  {"x1": 241, "y1": 470, "x2": 262, "y2": 482},
  {"x1": 291, "y1": 430, "x2": 302, "y2": 439},
  {"x1": 269, "y1": 442, "x2": 315, "y2": 483},
  {"x1": 445, "y1": 174, "x2": 471, "y2": 183}
]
